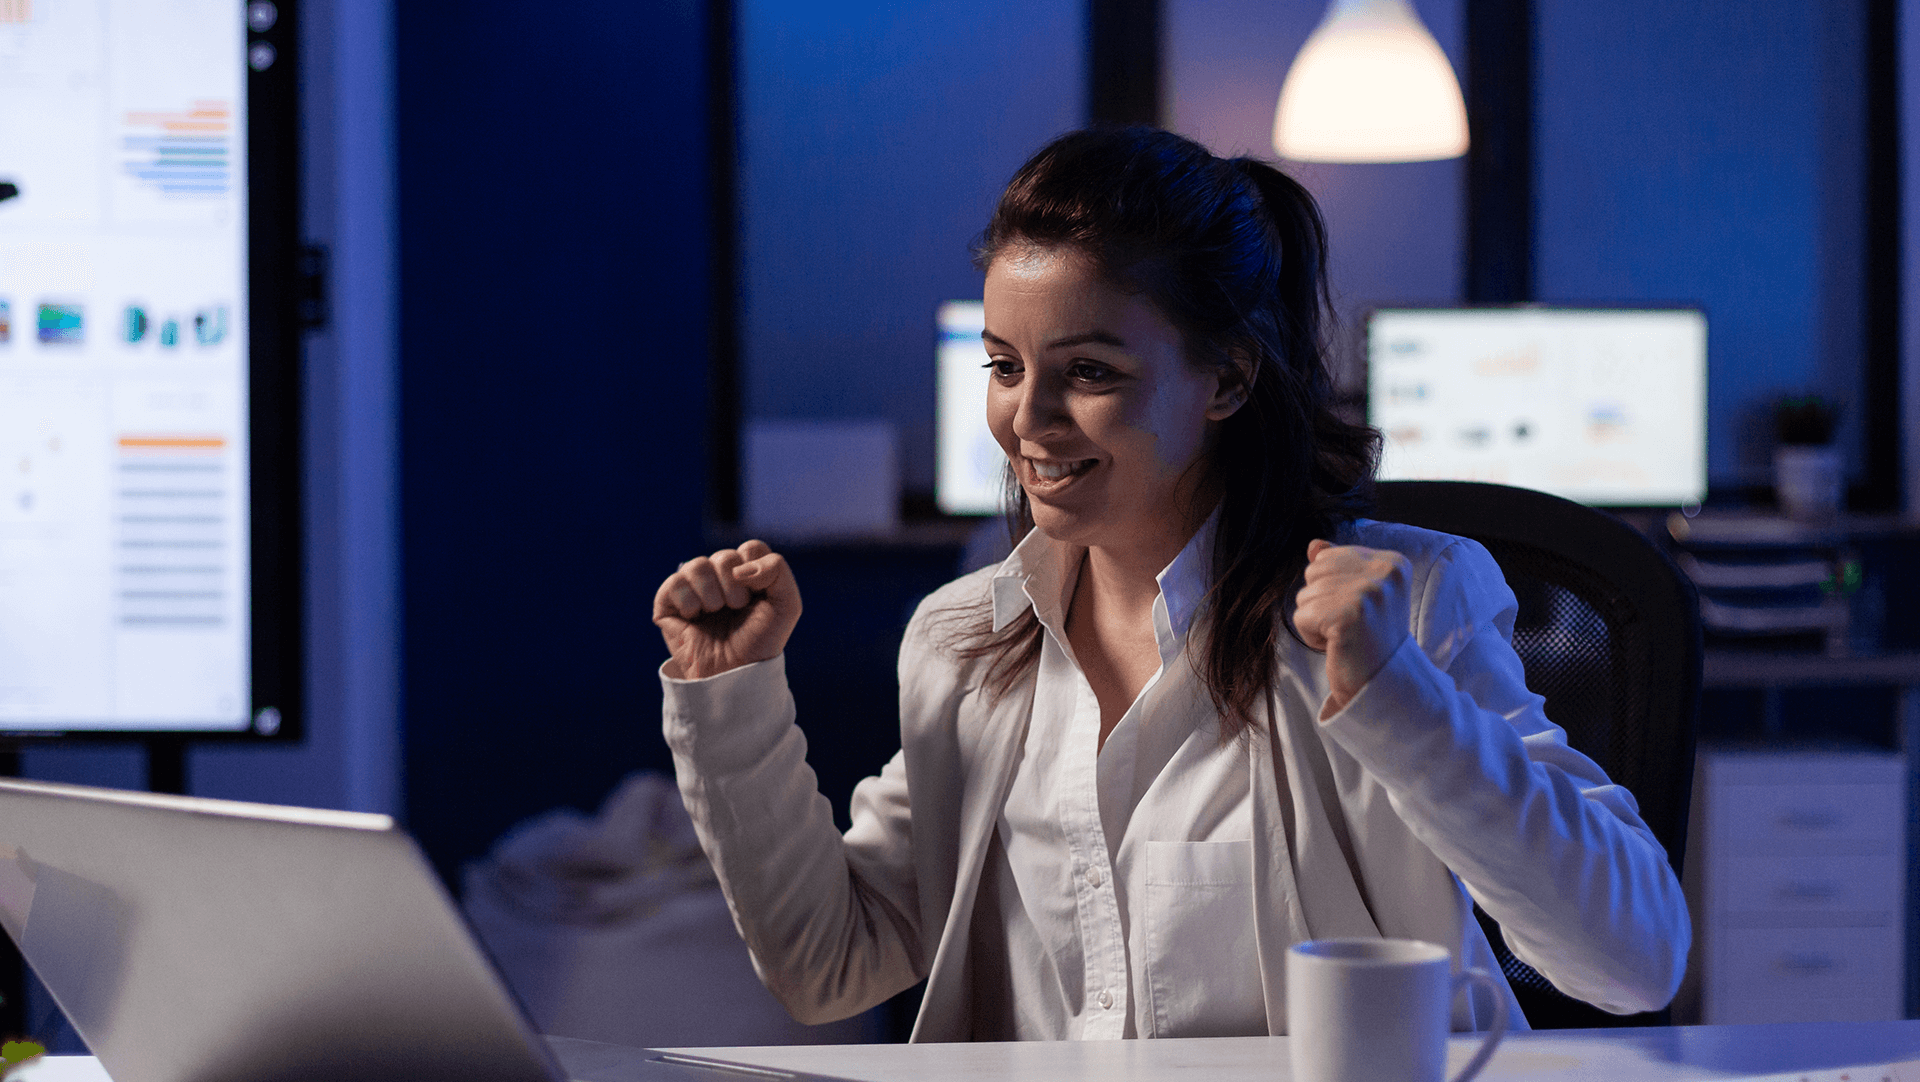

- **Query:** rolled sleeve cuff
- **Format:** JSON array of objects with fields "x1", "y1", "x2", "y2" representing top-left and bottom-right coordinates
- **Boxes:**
[
  {"x1": 1316, "y1": 634, "x2": 1460, "y2": 783},
  {"x1": 661, "y1": 654, "x2": 795, "y2": 775}
]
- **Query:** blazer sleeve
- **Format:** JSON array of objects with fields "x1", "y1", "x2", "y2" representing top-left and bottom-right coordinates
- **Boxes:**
[
  {"x1": 1317, "y1": 537, "x2": 1691, "y2": 1015},
  {"x1": 662, "y1": 654, "x2": 927, "y2": 1024}
]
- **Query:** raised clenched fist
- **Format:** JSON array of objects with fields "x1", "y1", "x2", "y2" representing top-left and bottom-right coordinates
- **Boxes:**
[
  {"x1": 1292, "y1": 539, "x2": 1412, "y2": 718},
  {"x1": 653, "y1": 539, "x2": 802, "y2": 680}
]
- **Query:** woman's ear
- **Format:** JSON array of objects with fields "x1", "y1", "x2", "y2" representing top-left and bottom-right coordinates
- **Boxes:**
[{"x1": 1205, "y1": 349, "x2": 1257, "y2": 421}]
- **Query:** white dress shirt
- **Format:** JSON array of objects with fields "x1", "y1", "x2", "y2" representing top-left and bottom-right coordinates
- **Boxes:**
[{"x1": 970, "y1": 515, "x2": 1265, "y2": 1040}]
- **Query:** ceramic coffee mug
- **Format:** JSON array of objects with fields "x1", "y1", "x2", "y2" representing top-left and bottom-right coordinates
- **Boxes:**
[{"x1": 1286, "y1": 938, "x2": 1509, "y2": 1082}]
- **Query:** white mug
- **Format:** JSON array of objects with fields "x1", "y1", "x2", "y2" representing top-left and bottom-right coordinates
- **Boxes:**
[{"x1": 1286, "y1": 938, "x2": 1509, "y2": 1082}]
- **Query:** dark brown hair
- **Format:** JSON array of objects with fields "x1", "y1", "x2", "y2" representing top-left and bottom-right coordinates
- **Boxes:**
[{"x1": 952, "y1": 127, "x2": 1378, "y2": 739}]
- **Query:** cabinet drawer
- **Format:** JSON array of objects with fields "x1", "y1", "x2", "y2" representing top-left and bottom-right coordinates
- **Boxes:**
[
  {"x1": 1711, "y1": 783, "x2": 1902, "y2": 846},
  {"x1": 1707, "y1": 994, "x2": 1903, "y2": 1026},
  {"x1": 1714, "y1": 853, "x2": 1902, "y2": 917},
  {"x1": 1709, "y1": 926, "x2": 1902, "y2": 1006}
]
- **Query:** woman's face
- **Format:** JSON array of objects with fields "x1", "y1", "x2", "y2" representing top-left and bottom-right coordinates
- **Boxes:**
[{"x1": 983, "y1": 244, "x2": 1243, "y2": 557}]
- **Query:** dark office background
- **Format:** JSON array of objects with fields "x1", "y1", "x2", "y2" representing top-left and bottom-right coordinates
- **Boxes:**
[{"x1": 16, "y1": 0, "x2": 1911, "y2": 895}]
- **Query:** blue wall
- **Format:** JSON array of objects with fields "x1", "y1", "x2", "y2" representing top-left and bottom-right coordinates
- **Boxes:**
[
  {"x1": 395, "y1": 0, "x2": 710, "y2": 881},
  {"x1": 740, "y1": 0, "x2": 1083, "y2": 495},
  {"x1": 1535, "y1": 1, "x2": 1866, "y2": 489}
]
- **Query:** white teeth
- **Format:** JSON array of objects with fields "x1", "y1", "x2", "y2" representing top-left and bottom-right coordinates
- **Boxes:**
[{"x1": 1032, "y1": 459, "x2": 1081, "y2": 481}]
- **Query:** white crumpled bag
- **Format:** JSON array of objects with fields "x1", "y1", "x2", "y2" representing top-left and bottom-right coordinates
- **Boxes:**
[{"x1": 463, "y1": 772, "x2": 878, "y2": 1048}]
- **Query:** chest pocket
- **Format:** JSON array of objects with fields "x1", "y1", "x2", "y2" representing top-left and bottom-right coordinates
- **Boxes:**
[{"x1": 1139, "y1": 839, "x2": 1265, "y2": 1038}]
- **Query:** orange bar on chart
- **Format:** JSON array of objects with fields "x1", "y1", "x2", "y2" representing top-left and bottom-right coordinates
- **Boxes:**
[{"x1": 118, "y1": 435, "x2": 227, "y2": 452}]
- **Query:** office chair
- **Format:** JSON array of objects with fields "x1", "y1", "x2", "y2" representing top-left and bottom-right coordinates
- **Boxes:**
[{"x1": 1369, "y1": 480, "x2": 1703, "y2": 1029}]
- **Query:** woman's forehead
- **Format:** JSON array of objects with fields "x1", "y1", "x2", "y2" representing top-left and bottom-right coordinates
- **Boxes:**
[{"x1": 987, "y1": 240, "x2": 1097, "y2": 281}]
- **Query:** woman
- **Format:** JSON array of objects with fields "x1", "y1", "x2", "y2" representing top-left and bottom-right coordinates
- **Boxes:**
[{"x1": 653, "y1": 128, "x2": 1689, "y2": 1042}]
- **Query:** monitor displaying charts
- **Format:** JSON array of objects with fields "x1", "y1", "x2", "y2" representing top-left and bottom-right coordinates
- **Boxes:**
[
  {"x1": 0, "y1": 0, "x2": 294, "y2": 734},
  {"x1": 1367, "y1": 307, "x2": 1708, "y2": 507},
  {"x1": 935, "y1": 300, "x2": 1002, "y2": 516}
]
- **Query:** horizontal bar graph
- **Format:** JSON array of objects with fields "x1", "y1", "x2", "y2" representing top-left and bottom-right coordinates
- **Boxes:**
[
  {"x1": 115, "y1": 434, "x2": 229, "y2": 628},
  {"x1": 120, "y1": 101, "x2": 231, "y2": 197}
]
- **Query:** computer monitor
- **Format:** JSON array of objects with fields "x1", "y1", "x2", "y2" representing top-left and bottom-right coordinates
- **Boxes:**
[
  {"x1": 1367, "y1": 306, "x2": 1708, "y2": 507},
  {"x1": 935, "y1": 300, "x2": 1001, "y2": 516},
  {"x1": 0, "y1": 0, "x2": 301, "y2": 736}
]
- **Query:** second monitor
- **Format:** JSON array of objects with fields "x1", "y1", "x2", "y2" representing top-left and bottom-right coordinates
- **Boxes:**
[{"x1": 1367, "y1": 306, "x2": 1708, "y2": 507}]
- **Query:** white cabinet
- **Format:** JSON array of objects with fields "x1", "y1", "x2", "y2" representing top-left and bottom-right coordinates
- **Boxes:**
[{"x1": 1685, "y1": 748, "x2": 1906, "y2": 1024}]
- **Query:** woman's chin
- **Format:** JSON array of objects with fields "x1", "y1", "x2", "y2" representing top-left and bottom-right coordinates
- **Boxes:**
[{"x1": 1027, "y1": 506, "x2": 1102, "y2": 547}]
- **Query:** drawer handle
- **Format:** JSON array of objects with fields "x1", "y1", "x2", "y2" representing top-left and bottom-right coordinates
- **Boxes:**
[
  {"x1": 1776, "y1": 809, "x2": 1843, "y2": 831},
  {"x1": 1775, "y1": 953, "x2": 1838, "y2": 975},
  {"x1": 1776, "y1": 880, "x2": 1841, "y2": 902}
]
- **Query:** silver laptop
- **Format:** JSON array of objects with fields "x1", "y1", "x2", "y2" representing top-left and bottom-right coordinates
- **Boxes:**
[{"x1": 0, "y1": 777, "x2": 844, "y2": 1082}]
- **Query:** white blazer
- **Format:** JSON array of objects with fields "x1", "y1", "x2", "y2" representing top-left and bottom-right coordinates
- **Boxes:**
[{"x1": 661, "y1": 520, "x2": 1691, "y2": 1042}]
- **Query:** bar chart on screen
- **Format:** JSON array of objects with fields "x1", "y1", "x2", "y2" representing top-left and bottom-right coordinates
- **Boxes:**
[
  {"x1": 117, "y1": 100, "x2": 233, "y2": 202},
  {"x1": 115, "y1": 434, "x2": 230, "y2": 630},
  {"x1": 104, "y1": 0, "x2": 244, "y2": 226}
]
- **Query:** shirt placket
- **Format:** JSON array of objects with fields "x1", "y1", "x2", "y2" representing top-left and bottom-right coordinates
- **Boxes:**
[{"x1": 1062, "y1": 670, "x2": 1129, "y2": 1038}]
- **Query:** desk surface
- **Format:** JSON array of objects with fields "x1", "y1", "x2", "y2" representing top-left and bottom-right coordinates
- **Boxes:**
[
  {"x1": 644, "y1": 1022, "x2": 1920, "y2": 1082},
  {"x1": 15, "y1": 1021, "x2": 1920, "y2": 1082}
]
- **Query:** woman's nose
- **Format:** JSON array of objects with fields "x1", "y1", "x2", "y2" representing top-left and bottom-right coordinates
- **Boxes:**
[{"x1": 1013, "y1": 374, "x2": 1070, "y2": 440}]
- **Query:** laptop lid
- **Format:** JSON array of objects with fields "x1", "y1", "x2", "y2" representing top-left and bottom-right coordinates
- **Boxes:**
[{"x1": 0, "y1": 778, "x2": 564, "y2": 1082}]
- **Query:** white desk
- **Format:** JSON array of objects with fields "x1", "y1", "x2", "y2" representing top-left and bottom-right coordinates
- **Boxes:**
[
  {"x1": 640, "y1": 1022, "x2": 1920, "y2": 1082},
  {"x1": 17, "y1": 1022, "x2": 1920, "y2": 1082}
]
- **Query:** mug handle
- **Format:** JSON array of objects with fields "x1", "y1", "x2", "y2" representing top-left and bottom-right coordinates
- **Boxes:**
[{"x1": 1446, "y1": 967, "x2": 1510, "y2": 1082}]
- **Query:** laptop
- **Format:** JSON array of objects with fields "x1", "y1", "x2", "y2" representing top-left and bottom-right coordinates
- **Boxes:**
[{"x1": 0, "y1": 778, "x2": 845, "y2": 1082}]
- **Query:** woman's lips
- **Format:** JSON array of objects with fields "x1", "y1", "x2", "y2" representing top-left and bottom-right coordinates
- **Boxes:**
[{"x1": 1023, "y1": 456, "x2": 1096, "y2": 494}]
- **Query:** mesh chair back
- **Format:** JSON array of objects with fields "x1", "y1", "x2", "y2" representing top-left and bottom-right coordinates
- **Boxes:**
[{"x1": 1370, "y1": 481, "x2": 1702, "y2": 1028}]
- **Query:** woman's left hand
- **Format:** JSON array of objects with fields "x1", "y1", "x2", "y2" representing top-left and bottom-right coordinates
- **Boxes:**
[{"x1": 1294, "y1": 539, "x2": 1413, "y2": 718}]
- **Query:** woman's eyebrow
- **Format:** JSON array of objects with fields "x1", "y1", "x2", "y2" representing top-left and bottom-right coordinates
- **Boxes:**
[{"x1": 980, "y1": 329, "x2": 1127, "y2": 350}]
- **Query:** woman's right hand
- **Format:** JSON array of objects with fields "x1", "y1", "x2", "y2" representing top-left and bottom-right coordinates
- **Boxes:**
[{"x1": 653, "y1": 540, "x2": 802, "y2": 680}]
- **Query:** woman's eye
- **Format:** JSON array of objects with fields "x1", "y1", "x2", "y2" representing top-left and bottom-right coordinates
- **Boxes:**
[
  {"x1": 983, "y1": 358, "x2": 1021, "y2": 378},
  {"x1": 1067, "y1": 361, "x2": 1115, "y2": 383}
]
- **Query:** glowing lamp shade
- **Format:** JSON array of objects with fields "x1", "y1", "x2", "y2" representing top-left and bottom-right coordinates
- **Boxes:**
[{"x1": 1273, "y1": 0, "x2": 1469, "y2": 163}]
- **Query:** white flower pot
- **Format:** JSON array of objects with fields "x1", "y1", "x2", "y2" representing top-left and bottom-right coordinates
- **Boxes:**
[{"x1": 1774, "y1": 445, "x2": 1843, "y2": 521}]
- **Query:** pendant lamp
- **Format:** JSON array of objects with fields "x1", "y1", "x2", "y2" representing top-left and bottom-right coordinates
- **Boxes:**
[{"x1": 1273, "y1": 0, "x2": 1469, "y2": 163}]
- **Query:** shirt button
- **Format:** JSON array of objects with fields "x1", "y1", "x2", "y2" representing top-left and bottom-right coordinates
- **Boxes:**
[
  {"x1": 1086, "y1": 866, "x2": 1103, "y2": 888},
  {"x1": 1097, "y1": 990, "x2": 1114, "y2": 1009}
]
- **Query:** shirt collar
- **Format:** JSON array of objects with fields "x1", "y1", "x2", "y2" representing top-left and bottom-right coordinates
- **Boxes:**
[
  {"x1": 1154, "y1": 508, "x2": 1217, "y2": 649},
  {"x1": 989, "y1": 507, "x2": 1220, "y2": 654}
]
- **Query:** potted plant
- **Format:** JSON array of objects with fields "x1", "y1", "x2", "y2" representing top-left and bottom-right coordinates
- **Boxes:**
[{"x1": 1773, "y1": 396, "x2": 1842, "y2": 521}]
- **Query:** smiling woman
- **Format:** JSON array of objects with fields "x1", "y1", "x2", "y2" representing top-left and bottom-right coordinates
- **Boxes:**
[{"x1": 652, "y1": 128, "x2": 1691, "y2": 1043}]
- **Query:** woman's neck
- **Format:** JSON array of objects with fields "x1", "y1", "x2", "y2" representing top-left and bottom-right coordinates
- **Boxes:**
[
  {"x1": 1078, "y1": 542, "x2": 1175, "y2": 619},
  {"x1": 1075, "y1": 500, "x2": 1216, "y2": 621}
]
